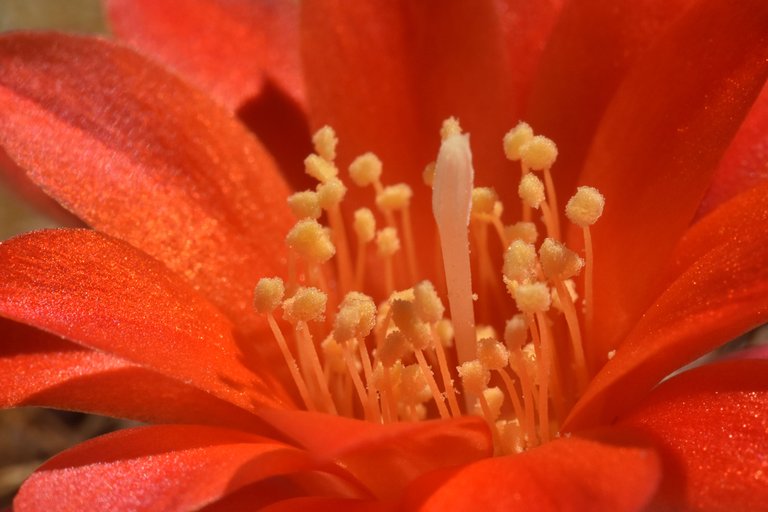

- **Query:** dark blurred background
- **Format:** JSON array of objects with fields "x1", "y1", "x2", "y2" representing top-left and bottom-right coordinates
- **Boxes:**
[{"x1": 0, "y1": 1, "x2": 131, "y2": 506}]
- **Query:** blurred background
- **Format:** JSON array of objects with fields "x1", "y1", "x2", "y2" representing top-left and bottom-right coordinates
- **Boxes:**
[{"x1": 0, "y1": 1, "x2": 130, "y2": 506}]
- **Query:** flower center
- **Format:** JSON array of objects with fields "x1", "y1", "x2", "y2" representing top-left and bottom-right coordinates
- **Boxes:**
[{"x1": 254, "y1": 119, "x2": 605, "y2": 455}]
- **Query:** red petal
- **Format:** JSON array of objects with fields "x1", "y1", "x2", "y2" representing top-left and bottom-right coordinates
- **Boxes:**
[
  {"x1": 698, "y1": 81, "x2": 768, "y2": 218},
  {"x1": 0, "y1": 229, "x2": 293, "y2": 412},
  {"x1": 106, "y1": 0, "x2": 313, "y2": 185},
  {"x1": 567, "y1": 183, "x2": 768, "y2": 429},
  {"x1": 620, "y1": 360, "x2": 768, "y2": 512},
  {"x1": 301, "y1": 0, "x2": 516, "y2": 257},
  {"x1": 526, "y1": 0, "x2": 695, "y2": 200},
  {"x1": 14, "y1": 425, "x2": 317, "y2": 512},
  {"x1": 258, "y1": 409, "x2": 491, "y2": 499},
  {"x1": 0, "y1": 317, "x2": 271, "y2": 431},
  {"x1": 577, "y1": 0, "x2": 768, "y2": 355},
  {"x1": 402, "y1": 433, "x2": 660, "y2": 511},
  {"x1": 106, "y1": 0, "x2": 304, "y2": 110},
  {"x1": 260, "y1": 497, "x2": 392, "y2": 512},
  {"x1": 0, "y1": 33, "x2": 293, "y2": 336}
]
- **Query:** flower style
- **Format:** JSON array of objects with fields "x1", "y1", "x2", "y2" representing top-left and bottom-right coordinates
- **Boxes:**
[{"x1": 1, "y1": 1, "x2": 768, "y2": 511}]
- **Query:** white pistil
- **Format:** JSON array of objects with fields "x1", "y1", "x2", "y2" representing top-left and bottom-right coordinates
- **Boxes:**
[{"x1": 432, "y1": 134, "x2": 477, "y2": 366}]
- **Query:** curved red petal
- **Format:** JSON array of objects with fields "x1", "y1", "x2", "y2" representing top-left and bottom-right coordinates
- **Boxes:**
[
  {"x1": 14, "y1": 425, "x2": 316, "y2": 512},
  {"x1": 260, "y1": 497, "x2": 393, "y2": 512},
  {"x1": 567, "y1": 183, "x2": 768, "y2": 430},
  {"x1": 577, "y1": 0, "x2": 768, "y2": 356},
  {"x1": 402, "y1": 433, "x2": 660, "y2": 511},
  {"x1": 106, "y1": 0, "x2": 304, "y2": 110},
  {"x1": 526, "y1": 0, "x2": 695, "y2": 200},
  {"x1": 0, "y1": 318, "x2": 272, "y2": 431},
  {"x1": 698, "y1": 81, "x2": 768, "y2": 218},
  {"x1": 0, "y1": 229, "x2": 293, "y2": 413},
  {"x1": 106, "y1": 0, "x2": 313, "y2": 185},
  {"x1": 619, "y1": 360, "x2": 768, "y2": 512},
  {"x1": 301, "y1": 0, "x2": 515, "y2": 260},
  {"x1": 257, "y1": 409, "x2": 491, "y2": 499},
  {"x1": 0, "y1": 32, "x2": 293, "y2": 337}
]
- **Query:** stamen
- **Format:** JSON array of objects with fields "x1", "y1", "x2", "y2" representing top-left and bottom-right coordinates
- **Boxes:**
[
  {"x1": 287, "y1": 190, "x2": 322, "y2": 220},
  {"x1": 317, "y1": 177, "x2": 353, "y2": 293},
  {"x1": 312, "y1": 125, "x2": 338, "y2": 162},
  {"x1": 254, "y1": 278, "x2": 316, "y2": 411},
  {"x1": 566, "y1": 186, "x2": 605, "y2": 333},
  {"x1": 353, "y1": 208, "x2": 376, "y2": 289},
  {"x1": 305, "y1": 153, "x2": 339, "y2": 183},
  {"x1": 432, "y1": 134, "x2": 477, "y2": 365},
  {"x1": 504, "y1": 122, "x2": 534, "y2": 221},
  {"x1": 520, "y1": 135, "x2": 560, "y2": 239},
  {"x1": 376, "y1": 227, "x2": 401, "y2": 295},
  {"x1": 376, "y1": 184, "x2": 418, "y2": 282}
]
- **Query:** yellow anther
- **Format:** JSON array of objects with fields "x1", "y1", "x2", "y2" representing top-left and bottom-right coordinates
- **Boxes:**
[
  {"x1": 457, "y1": 360, "x2": 490, "y2": 395},
  {"x1": 423, "y1": 162, "x2": 436, "y2": 187},
  {"x1": 282, "y1": 287, "x2": 327, "y2": 323},
  {"x1": 287, "y1": 190, "x2": 321, "y2": 219},
  {"x1": 312, "y1": 125, "x2": 338, "y2": 162},
  {"x1": 518, "y1": 173, "x2": 545, "y2": 209},
  {"x1": 505, "y1": 221, "x2": 538, "y2": 245},
  {"x1": 481, "y1": 387, "x2": 504, "y2": 421},
  {"x1": 539, "y1": 238, "x2": 584, "y2": 281},
  {"x1": 321, "y1": 336, "x2": 347, "y2": 374},
  {"x1": 253, "y1": 277, "x2": 285, "y2": 313},
  {"x1": 349, "y1": 152, "x2": 383, "y2": 187},
  {"x1": 497, "y1": 419, "x2": 524, "y2": 454},
  {"x1": 471, "y1": 187, "x2": 498, "y2": 217},
  {"x1": 435, "y1": 319, "x2": 455, "y2": 347},
  {"x1": 379, "y1": 330, "x2": 410, "y2": 367},
  {"x1": 502, "y1": 240, "x2": 537, "y2": 283},
  {"x1": 286, "y1": 219, "x2": 336, "y2": 264},
  {"x1": 353, "y1": 208, "x2": 376, "y2": 243},
  {"x1": 401, "y1": 364, "x2": 431, "y2": 404},
  {"x1": 440, "y1": 116, "x2": 463, "y2": 141},
  {"x1": 551, "y1": 279, "x2": 578, "y2": 312},
  {"x1": 566, "y1": 186, "x2": 605, "y2": 227},
  {"x1": 376, "y1": 227, "x2": 401, "y2": 257},
  {"x1": 520, "y1": 135, "x2": 558, "y2": 171},
  {"x1": 316, "y1": 177, "x2": 347, "y2": 209},
  {"x1": 504, "y1": 314, "x2": 528, "y2": 350},
  {"x1": 334, "y1": 292, "x2": 377, "y2": 342},
  {"x1": 391, "y1": 299, "x2": 431, "y2": 350},
  {"x1": 513, "y1": 282, "x2": 551, "y2": 313},
  {"x1": 413, "y1": 280, "x2": 445, "y2": 324},
  {"x1": 503, "y1": 122, "x2": 534, "y2": 161},
  {"x1": 376, "y1": 183, "x2": 413, "y2": 212},
  {"x1": 305, "y1": 153, "x2": 338, "y2": 183},
  {"x1": 476, "y1": 325, "x2": 498, "y2": 342},
  {"x1": 477, "y1": 338, "x2": 509, "y2": 370}
]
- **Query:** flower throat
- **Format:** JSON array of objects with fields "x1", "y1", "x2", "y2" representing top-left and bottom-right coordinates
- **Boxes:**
[{"x1": 254, "y1": 118, "x2": 605, "y2": 455}]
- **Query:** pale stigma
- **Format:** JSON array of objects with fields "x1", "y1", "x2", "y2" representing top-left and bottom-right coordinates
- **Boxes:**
[{"x1": 432, "y1": 133, "x2": 477, "y2": 365}]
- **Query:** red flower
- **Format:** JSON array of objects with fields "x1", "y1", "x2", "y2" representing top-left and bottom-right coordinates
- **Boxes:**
[{"x1": 1, "y1": 1, "x2": 768, "y2": 510}]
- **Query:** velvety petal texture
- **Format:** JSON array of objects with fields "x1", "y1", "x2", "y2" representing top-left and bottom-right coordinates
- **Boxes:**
[
  {"x1": 0, "y1": 318, "x2": 269, "y2": 431},
  {"x1": 567, "y1": 183, "x2": 768, "y2": 429},
  {"x1": 402, "y1": 434, "x2": 660, "y2": 511},
  {"x1": 620, "y1": 360, "x2": 768, "y2": 512},
  {"x1": 0, "y1": 33, "x2": 293, "y2": 335},
  {"x1": 106, "y1": 0, "x2": 304, "y2": 109},
  {"x1": 14, "y1": 425, "x2": 321, "y2": 512},
  {"x1": 0, "y1": 229, "x2": 292, "y2": 411},
  {"x1": 578, "y1": 0, "x2": 768, "y2": 356}
]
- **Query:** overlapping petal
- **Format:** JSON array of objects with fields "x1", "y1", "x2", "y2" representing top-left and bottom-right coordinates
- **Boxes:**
[
  {"x1": 526, "y1": 0, "x2": 695, "y2": 199},
  {"x1": 620, "y1": 360, "x2": 768, "y2": 512},
  {"x1": 301, "y1": 0, "x2": 517, "y2": 250},
  {"x1": 0, "y1": 229, "x2": 292, "y2": 413},
  {"x1": 575, "y1": 0, "x2": 768, "y2": 355},
  {"x1": 106, "y1": 0, "x2": 303, "y2": 109},
  {"x1": 0, "y1": 318, "x2": 271, "y2": 431},
  {"x1": 567, "y1": 183, "x2": 768, "y2": 429},
  {"x1": 13, "y1": 425, "x2": 327, "y2": 512},
  {"x1": 401, "y1": 434, "x2": 660, "y2": 511},
  {"x1": 0, "y1": 33, "x2": 293, "y2": 336},
  {"x1": 698, "y1": 81, "x2": 768, "y2": 217},
  {"x1": 258, "y1": 409, "x2": 491, "y2": 499}
]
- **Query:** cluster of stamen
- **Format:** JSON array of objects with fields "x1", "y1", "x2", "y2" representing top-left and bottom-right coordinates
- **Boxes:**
[{"x1": 254, "y1": 119, "x2": 605, "y2": 455}]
